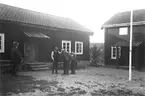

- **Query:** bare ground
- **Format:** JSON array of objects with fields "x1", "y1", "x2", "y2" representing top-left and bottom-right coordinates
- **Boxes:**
[{"x1": 0, "y1": 67, "x2": 145, "y2": 96}]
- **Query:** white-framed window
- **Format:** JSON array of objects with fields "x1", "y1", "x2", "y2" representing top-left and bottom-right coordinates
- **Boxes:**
[
  {"x1": 111, "y1": 46, "x2": 121, "y2": 59},
  {"x1": 0, "y1": 33, "x2": 5, "y2": 53},
  {"x1": 62, "y1": 40, "x2": 71, "y2": 53},
  {"x1": 119, "y1": 27, "x2": 128, "y2": 35},
  {"x1": 75, "y1": 41, "x2": 83, "y2": 55}
]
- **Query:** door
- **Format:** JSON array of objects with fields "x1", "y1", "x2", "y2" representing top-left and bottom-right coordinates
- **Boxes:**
[
  {"x1": 119, "y1": 47, "x2": 136, "y2": 66},
  {"x1": 119, "y1": 47, "x2": 129, "y2": 66},
  {"x1": 24, "y1": 42, "x2": 38, "y2": 63}
]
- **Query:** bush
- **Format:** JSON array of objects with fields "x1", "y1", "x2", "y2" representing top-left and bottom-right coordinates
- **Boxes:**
[{"x1": 90, "y1": 45, "x2": 104, "y2": 67}]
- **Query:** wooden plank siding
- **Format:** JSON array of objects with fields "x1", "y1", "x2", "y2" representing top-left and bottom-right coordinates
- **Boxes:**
[
  {"x1": 104, "y1": 26, "x2": 145, "y2": 69},
  {"x1": 0, "y1": 23, "x2": 25, "y2": 60},
  {"x1": 0, "y1": 22, "x2": 90, "y2": 63}
]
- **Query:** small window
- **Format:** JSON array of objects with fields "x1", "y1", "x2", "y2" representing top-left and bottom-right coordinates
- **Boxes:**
[
  {"x1": 75, "y1": 41, "x2": 83, "y2": 54},
  {"x1": 119, "y1": 27, "x2": 128, "y2": 35},
  {"x1": 62, "y1": 40, "x2": 71, "y2": 53},
  {"x1": 111, "y1": 46, "x2": 121, "y2": 59},
  {"x1": 0, "y1": 33, "x2": 5, "y2": 53}
]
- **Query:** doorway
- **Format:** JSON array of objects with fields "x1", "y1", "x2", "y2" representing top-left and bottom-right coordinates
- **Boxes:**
[{"x1": 24, "y1": 41, "x2": 38, "y2": 63}]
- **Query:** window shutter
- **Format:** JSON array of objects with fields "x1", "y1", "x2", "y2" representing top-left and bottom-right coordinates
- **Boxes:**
[
  {"x1": 0, "y1": 34, "x2": 4, "y2": 53},
  {"x1": 111, "y1": 46, "x2": 117, "y2": 59}
]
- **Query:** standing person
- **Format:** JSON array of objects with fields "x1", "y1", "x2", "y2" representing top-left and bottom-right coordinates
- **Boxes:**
[
  {"x1": 70, "y1": 52, "x2": 77, "y2": 74},
  {"x1": 51, "y1": 45, "x2": 59, "y2": 74},
  {"x1": 61, "y1": 49, "x2": 71, "y2": 75},
  {"x1": 10, "y1": 41, "x2": 23, "y2": 76}
]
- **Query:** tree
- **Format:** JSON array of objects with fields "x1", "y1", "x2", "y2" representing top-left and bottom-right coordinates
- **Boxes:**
[{"x1": 90, "y1": 45, "x2": 104, "y2": 67}]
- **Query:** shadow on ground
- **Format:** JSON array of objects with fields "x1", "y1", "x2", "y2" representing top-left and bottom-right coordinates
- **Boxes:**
[{"x1": 0, "y1": 74, "x2": 58, "y2": 94}]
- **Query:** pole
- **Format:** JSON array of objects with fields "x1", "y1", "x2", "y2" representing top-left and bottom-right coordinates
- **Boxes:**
[{"x1": 129, "y1": 10, "x2": 133, "y2": 81}]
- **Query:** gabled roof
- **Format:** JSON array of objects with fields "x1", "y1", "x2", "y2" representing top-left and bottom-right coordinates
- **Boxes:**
[
  {"x1": 102, "y1": 9, "x2": 145, "y2": 28},
  {"x1": 0, "y1": 3, "x2": 93, "y2": 35}
]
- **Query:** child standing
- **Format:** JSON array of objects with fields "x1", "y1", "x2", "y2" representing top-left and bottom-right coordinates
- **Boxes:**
[{"x1": 70, "y1": 52, "x2": 77, "y2": 74}]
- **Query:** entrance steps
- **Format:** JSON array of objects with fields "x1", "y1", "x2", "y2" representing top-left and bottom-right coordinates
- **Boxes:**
[
  {"x1": 26, "y1": 62, "x2": 51, "y2": 71},
  {"x1": 0, "y1": 60, "x2": 11, "y2": 72},
  {"x1": 0, "y1": 61, "x2": 51, "y2": 72}
]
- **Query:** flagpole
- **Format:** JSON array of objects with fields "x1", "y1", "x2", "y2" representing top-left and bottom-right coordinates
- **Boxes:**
[{"x1": 129, "y1": 10, "x2": 133, "y2": 81}]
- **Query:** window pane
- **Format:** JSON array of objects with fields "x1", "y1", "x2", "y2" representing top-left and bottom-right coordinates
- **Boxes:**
[
  {"x1": 63, "y1": 44, "x2": 65, "y2": 49},
  {"x1": 80, "y1": 44, "x2": 82, "y2": 49},
  {"x1": 78, "y1": 43, "x2": 80, "y2": 47},
  {"x1": 63, "y1": 43, "x2": 65, "y2": 49},
  {"x1": 67, "y1": 43, "x2": 69, "y2": 46},
  {"x1": 67, "y1": 46, "x2": 69, "y2": 52},
  {"x1": 67, "y1": 46, "x2": 69, "y2": 50},
  {"x1": 79, "y1": 49, "x2": 81, "y2": 52},
  {"x1": 77, "y1": 49, "x2": 79, "y2": 52},
  {"x1": 0, "y1": 34, "x2": 4, "y2": 53},
  {"x1": 119, "y1": 27, "x2": 128, "y2": 35},
  {"x1": 113, "y1": 47, "x2": 116, "y2": 57},
  {"x1": 77, "y1": 43, "x2": 79, "y2": 47},
  {"x1": 75, "y1": 42, "x2": 83, "y2": 54}
]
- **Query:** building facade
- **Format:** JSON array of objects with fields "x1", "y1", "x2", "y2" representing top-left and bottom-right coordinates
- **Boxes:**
[
  {"x1": 0, "y1": 4, "x2": 93, "y2": 68},
  {"x1": 102, "y1": 9, "x2": 145, "y2": 70}
]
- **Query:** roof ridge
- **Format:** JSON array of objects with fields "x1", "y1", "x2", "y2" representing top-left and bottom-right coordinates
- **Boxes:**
[
  {"x1": 103, "y1": 9, "x2": 145, "y2": 28},
  {"x1": 114, "y1": 9, "x2": 145, "y2": 14},
  {"x1": 0, "y1": 3, "x2": 70, "y2": 20},
  {"x1": 0, "y1": 3, "x2": 93, "y2": 34}
]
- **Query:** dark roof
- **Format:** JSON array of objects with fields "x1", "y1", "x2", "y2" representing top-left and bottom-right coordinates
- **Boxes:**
[
  {"x1": 0, "y1": 3, "x2": 93, "y2": 34},
  {"x1": 114, "y1": 41, "x2": 143, "y2": 47},
  {"x1": 102, "y1": 9, "x2": 145, "y2": 28}
]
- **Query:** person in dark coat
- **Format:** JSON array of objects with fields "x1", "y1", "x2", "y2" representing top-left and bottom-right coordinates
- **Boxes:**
[
  {"x1": 61, "y1": 49, "x2": 71, "y2": 75},
  {"x1": 10, "y1": 41, "x2": 23, "y2": 76},
  {"x1": 70, "y1": 52, "x2": 77, "y2": 74},
  {"x1": 51, "y1": 45, "x2": 60, "y2": 74}
]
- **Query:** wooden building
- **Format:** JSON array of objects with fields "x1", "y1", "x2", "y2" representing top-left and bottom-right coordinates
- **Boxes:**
[
  {"x1": 0, "y1": 4, "x2": 93, "y2": 69},
  {"x1": 102, "y1": 9, "x2": 145, "y2": 70}
]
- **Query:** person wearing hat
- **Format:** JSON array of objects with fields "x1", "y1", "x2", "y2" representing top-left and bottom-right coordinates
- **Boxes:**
[
  {"x1": 61, "y1": 49, "x2": 71, "y2": 75},
  {"x1": 51, "y1": 45, "x2": 60, "y2": 74},
  {"x1": 10, "y1": 41, "x2": 23, "y2": 76},
  {"x1": 70, "y1": 52, "x2": 77, "y2": 74}
]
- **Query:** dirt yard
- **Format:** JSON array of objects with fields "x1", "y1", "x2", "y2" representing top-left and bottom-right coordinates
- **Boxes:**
[{"x1": 0, "y1": 67, "x2": 145, "y2": 96}]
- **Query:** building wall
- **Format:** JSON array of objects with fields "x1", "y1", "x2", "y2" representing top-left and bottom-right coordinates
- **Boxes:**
[
  {"x1": 104, "y1": 26, "x2": 145, "y2": 67},
  {"x1": 1, "y1": 23, "x2": 90, "y2": 62},
  {"x1": 22, "y1": 25, "x2": 90, "y2": 62},
  {"x1": 104, "y1": 28, "x2": 125, "y2": 66},
  {"x1": 0, "y1": 23, "x2": 25, "y2": 60}
]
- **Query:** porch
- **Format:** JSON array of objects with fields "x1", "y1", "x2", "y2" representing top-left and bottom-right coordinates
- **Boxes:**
[{"x1": 113, "y1": 41, "x2": 144, "y2": 70}]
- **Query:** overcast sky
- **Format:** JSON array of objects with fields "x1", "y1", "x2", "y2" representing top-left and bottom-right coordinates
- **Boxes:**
[{"x1": 0, "y1": 0, "x2": 145, "y2": 43}]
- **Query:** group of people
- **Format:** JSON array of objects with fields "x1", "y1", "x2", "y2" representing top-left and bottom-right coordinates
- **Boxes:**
[
  {"x1": 51, "y1": 45, "x2": 77, "y2": 75},
  {"x1": 10, "y1": 41, "x2": 77, "y2": 76}
]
